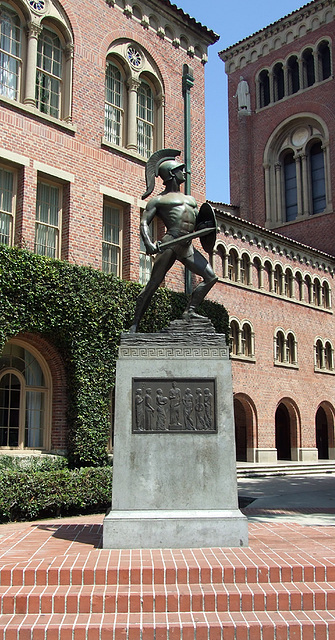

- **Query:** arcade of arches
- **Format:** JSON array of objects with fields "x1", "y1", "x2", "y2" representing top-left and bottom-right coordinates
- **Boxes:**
[{"x1": 234, "y1": 396, "x2": 335, "y2": 463}]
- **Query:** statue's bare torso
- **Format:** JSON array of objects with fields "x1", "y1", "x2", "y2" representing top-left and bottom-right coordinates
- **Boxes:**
[{"x1": 142, "y1": 192, "x2": 197, "y2": 246}]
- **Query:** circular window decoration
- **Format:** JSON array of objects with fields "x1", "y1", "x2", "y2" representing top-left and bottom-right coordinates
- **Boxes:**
[
  {"x1": 28, "y1": 0, "x2": 46, "y2": 12},
  {"x1": 127, "y1": 46, "x2": 142, "y2": 69}
]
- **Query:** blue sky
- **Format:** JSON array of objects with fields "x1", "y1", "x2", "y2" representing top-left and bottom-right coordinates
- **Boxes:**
[{"x1": 176, "y1": 0, "x2": 306, "y2": 203}]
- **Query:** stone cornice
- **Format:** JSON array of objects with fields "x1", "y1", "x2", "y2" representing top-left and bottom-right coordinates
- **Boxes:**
[{"x1": 219, "y1": 0, "x2": 334, "y2": 72}]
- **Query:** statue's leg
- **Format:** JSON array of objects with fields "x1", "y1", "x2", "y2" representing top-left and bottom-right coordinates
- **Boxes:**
[
  {"x1": 129, "y1": 250, "x2": 176, "y2": 332},
  {"x1": 181, "y1": 249, "x2": 218, "y2": 316}
]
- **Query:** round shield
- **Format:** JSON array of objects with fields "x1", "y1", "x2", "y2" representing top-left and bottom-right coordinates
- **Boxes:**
[{"x1": 195, "y1": 202, "x2": 217, "y2": 253}]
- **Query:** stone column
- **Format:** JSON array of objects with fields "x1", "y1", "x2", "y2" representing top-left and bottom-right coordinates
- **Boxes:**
[
  {"x1": 127, "y1": 77, "x2": 141, "y2": 151},
  {"x1": 24, "y1": 22, "x2": 42, "y2": 106},
  {"x1": 63, "y1": 43, "x2": 74, "y2": 123},
  {"x1": 236, "y1": 257, "x2": 241, "y2": 283},
  {"x1": 264, "y1": 163, "x2": 271, "y2": 225}
]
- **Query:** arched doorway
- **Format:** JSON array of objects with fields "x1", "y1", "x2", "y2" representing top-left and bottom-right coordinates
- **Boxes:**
[
  {"x1": 234, "y1": 398, "x2": 247, "y2": 461},
  {"x1": 233, "y1": 395, "x2": 257, "y2": 462},
  {"x1": 275, "y1": 403, "x2": 291, "y2": 460},
  {"x1": 316, "y1": 406, "x2": 329, "y2": 459}
]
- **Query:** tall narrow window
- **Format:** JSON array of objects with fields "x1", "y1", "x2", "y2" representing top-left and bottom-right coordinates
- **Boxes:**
[
  {"x1": 284, "y1": 153, "x2": 298, "y2": 222},
  {"x1": 35, "y1": 180, "x2": 61, "y2": 258},
  {"x1": 318, "y1": 41, "x2": 331, "y2": 81},
  {"x1": 310, "y1": 142, "x2": 326, "y2": 214},
  {"x1": 105, "y1": 61, "x2": 123, "y2": 145},
  {"x1": 259, "y1": 69, "x2": 270, "y2": 107},
  {"x1": 287, "y1": 56, "x2": 300, "y2": 95},
  {"x1": 241, "y1": 324, "x2": 252, "y2": 357},
  {"x1": 240, "y1": 254, "x2": 250, "y2": 285},
  {"x1": 276, "y1": 331, "x2": 285, "y2": 363},
  {"x1": 230, "y1": 320, "x2": 239, "y2": 356},
  {"x1": 0, "y1": 166, "x2": 15, "y2": 245},
  {"x1": 228, "y1": 250, "x2": 238, "y2": 281},
  {"x1": 137, "y1": 81, "x2": 154, "y2": 158},
  {"x1": 0, "y1": 5, "x2": 21, "y2": 101},
  {"x1": 36, "y1": 27, "x2": 62, "y2": 118},
  {"x1": 302, "y1": 48, "x2": 315, "y2": 88},
  {"x1": 324, "y1": 341, "x2": 333, "y2": 371},
  {"x1": 273, "y1": 63, "x2": 284, "y2": 101},
  {"x1": 315, "y1": 339, "x2": 323, "y2": 369},
  {"x1": 274, "y1": 265, "x2": 282, "y2": 295},
  {"x1": 286, "y1": 332, "x2": 296, "y2": 364},
  {"x1": 102, "y1": 202, "x2": 122, "y2": 276}
]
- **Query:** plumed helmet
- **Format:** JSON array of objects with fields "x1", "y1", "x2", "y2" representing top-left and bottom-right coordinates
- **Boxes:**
[
  {"x1": 142, "y1": 148, "x2": 183, "y2": 199},
  {"x1": 158, "y1": 159, "x2": 185, "y2": 184}
]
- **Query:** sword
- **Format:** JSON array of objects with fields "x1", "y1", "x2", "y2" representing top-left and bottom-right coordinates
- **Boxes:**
[{"x1": 154, "y1": 226, "x2": 216, "y2": 254}]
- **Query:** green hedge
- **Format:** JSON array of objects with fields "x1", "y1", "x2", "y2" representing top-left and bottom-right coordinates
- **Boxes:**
[
  {"x1": 0, "y1": 465, "x2": 113, "y2": 522},
  {"x1": 0, "y1": 245, "x2": 229, "y2": 466}
]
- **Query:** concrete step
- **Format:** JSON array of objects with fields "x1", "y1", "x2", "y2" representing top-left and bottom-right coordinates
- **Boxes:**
[
  {"x1": 1, "y1": 581, "x2": 335, "y2": 615},
  {"x1": 236, "y1": 460, "x2": 335, "y2": 477},
  {"x1": 1, "y1": 610, "x2": 335, "y2": 639}
]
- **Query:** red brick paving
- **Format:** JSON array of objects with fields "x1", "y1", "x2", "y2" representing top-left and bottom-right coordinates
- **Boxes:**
[{"x1": 1, "y1": 513, "x2": 335, "y2": 638}]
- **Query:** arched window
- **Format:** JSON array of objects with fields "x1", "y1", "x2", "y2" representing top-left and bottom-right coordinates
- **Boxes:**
[
  {"x1": 296, "y1": 271, "x2": 303, "y2": 301},
  {"x1": 322, "y1": 281, "x2": 331, "y2": 309},
  {"x1": 274, "y1": 265, "x2": 282, "y2": 295},
  {"x1": 276, "y1": 331, "x2": 285, "y2": 363},
  {"x1": 315, "y1": 339, "x2": 323, "y2": 369},
  {"x1": 253, "y1": 257, "x2": 262, "y2": 288},
  {"x1": 105, "y1": 61, "x2": 124, "y2": 146},
  {"x1": 305, "y1": 275, "x2": 313, "y2": 304},
  {"x1": 0, "y1": 341, "x2": 50, "y2": 449},
  {"x1": 137, "y1": 80, "x2": 154, "y2": 159},
  {"x1": 36, "y1": 26, "x2": 62, "y2": 118},
  {"x1": 273, "y1": 62, "x2": 284, "y2": 101},
  {"x1": 275, "y1": 330, "x2": 297, "y2": 366},
  {"x1": 103, "y1": 42, "x2": 164, "y2": 158},
  {"x1": 310, "y1": 142, "x2": 326, "y2": 214},
  {"x1": 230, "y1": 320, "x2": 239, "y2": 356},
  {"x1": 302, "y1": 48, "x2": 315, "y2": 87},
  {"x1": 287, "y1": 55, "x2": 300, "y2": 95},
  {"x1": 258, "y1": 69, "x2": 270, "y2": 108},
  {"x1": 240, "y1": 253, "x2": 250, "y2": 285},
  {"x1": 283, "y1": 152, "x2": 298, "y2": 222},
  {"x1": 284, "y1": 269, "x2": 293, "y2": 298},
  {"x1": 241, "y1": 323, "x2": 252, "y2": 357},
  {"x1": 0, "y1": 4, "x2": 22, "y2": 101},
  {"x1": 264, "y1": 117, "x2": 330, "y2": 226},
  {"x1": 318, "y1": 41, "x2": 331, "y2": 81},
  {"x1": 286, "y1": 332, "x2": 296, "y2": 364},
  {"x1": 324, "y1": 341, "x2": 333, "y2": 371},
  {"x1": 228, "y1": 250, "x2": 238, "y2": 281}
]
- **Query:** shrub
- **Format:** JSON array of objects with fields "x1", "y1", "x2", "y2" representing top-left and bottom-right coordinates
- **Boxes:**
[
  {"x1": 0, "y1": 245, "x2": 229, "y2": 466},
  {"x1": 0, "y1": 465, "x2": 113, "y2": 523}
]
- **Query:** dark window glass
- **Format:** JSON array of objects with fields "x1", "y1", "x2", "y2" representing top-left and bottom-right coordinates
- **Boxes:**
[
  {"x1": 284, "y1": 154, "x2": 298, "y2": 221},
  {"x1": 259, "y1": 70, "x2": 270, "y2": 107},
  {"x1": 310, "y1": 143, "x2": 326, "y2": 214}
]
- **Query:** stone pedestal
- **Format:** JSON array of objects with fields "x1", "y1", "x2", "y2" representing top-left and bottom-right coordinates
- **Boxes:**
[{"x1": 103, "y1": 317, "x2": 248, "y2": 549}]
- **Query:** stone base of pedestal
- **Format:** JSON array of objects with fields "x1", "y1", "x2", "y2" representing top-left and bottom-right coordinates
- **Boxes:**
[
  {"x1": 103, "y1": 509, "x2": 248, "y2": 549},
  {"x1": 104, "y1": 317, "x2": 248, "y2": 549}
]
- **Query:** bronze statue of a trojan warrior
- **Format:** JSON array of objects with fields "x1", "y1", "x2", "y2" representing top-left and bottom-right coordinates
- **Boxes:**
[{"x1": 129, "y1": 149, "x2": 218, "y2": 333}]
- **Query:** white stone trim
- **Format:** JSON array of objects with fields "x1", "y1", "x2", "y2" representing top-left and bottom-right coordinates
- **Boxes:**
[
  {"x1": 0, "y1": 147, "x2": 30, "y2": 167},
  {"x1": 100, "y1": 185, "x2": 134, "y2": 205},
  {"x1": 33, "y1": 161, "x2": 74, "y2": 183}
]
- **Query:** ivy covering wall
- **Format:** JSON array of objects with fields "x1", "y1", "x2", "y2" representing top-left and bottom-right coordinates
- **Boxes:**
[{"x1": 0, "y1": 246, "x2": 229, "y2": 466}]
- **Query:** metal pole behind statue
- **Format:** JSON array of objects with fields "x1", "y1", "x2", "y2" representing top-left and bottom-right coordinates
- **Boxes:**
[{"x1": 182, "y1": 64, "x2": 194, "y2": 295}]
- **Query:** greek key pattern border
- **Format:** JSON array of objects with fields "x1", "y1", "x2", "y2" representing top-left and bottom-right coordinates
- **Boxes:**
[{"x1": 119, "y1": 346, "x2": 229, "y2": 359}]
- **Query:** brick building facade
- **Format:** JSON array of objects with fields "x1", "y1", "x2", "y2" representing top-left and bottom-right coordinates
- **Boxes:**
[
  {"x1": 217, "y1": 0, "x2": 335, "y2": 463},
  {"x1": 0, "y1": 0, "x2": 217, "y2": 454}
]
